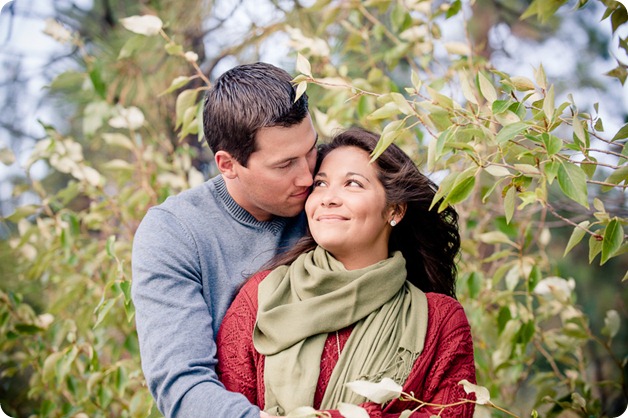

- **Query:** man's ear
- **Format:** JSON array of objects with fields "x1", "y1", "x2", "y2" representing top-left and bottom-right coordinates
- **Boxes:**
[{"x1": 215, "y1": 151, "x2": 238, "y2": 179}]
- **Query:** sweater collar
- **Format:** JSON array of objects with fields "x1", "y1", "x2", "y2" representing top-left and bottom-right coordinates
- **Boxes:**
[{"x1": 213, "y1": 175, "x2": 289, "y2": 234}]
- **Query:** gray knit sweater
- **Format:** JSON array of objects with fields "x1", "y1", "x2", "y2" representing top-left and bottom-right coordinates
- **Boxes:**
[{"x1": 131, "y1": 176, "x2": 306, "y2": 417}]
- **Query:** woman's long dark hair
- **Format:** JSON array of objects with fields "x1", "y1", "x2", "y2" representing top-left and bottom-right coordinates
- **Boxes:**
[{"x1": 269, "y1": 128, "x2": 460, "y2": 298}]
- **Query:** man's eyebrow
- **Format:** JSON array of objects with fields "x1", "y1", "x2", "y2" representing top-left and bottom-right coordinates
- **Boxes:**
[{"x1": 273, "y1": 134, "x2": 318, "y2": 166}]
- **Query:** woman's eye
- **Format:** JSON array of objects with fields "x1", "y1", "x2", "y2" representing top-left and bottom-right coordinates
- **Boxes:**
[
  {"x1": 313, "y1": 180, "x2": 326, "y2": 187},
  {"x1": 347, "y1": 179, "x2": 362, "y2": 187}
]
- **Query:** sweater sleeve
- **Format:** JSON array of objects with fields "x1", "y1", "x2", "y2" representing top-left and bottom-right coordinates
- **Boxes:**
[
  {"x1": 382, "y1": 293, "x2": 476, "y2": 418},
  {"x1": 131, "y1": 208, "x2": 260, "y2": 418}
]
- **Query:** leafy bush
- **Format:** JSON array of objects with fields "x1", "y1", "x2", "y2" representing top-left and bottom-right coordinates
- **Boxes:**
[{"x1": 1, "y1": 1, "x2": 626, "y2": 417}]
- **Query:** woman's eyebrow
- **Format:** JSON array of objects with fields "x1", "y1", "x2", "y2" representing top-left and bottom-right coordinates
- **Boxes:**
[{"x1": 346, "y1": 172, "x2": 371, "y2": 183}]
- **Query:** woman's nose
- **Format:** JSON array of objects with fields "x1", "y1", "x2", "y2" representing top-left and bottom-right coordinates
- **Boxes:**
[{"x1": 320, "y1": 188, "x2": 341, "y2": 207}]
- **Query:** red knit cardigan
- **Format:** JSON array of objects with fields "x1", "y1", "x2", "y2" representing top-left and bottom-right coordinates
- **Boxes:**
[{"x1": 217, "y1": 271, "x2": 477, "y2": 417}]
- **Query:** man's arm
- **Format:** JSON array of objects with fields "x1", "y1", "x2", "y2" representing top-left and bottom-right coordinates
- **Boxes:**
[{"x1": 131, "y1": 208, "x2": 260, "y2": 418}]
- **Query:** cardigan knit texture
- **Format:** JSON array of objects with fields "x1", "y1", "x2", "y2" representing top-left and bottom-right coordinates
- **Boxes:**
[
  {"x1": 217, "y1": 270, "x2": 477, "y2": 418},
  {"x1": 131, "y1": 176, "x2": 307, "y2": 418}
]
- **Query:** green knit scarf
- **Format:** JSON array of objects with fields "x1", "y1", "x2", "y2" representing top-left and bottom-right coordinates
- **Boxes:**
[{"x1": 253, "y1": 246, "x2": 428, "y2": 415}]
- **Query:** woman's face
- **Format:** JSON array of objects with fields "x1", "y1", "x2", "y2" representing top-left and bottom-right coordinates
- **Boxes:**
[{"x1": 305, "y1": 146, "x2": 394, "y2": 270}]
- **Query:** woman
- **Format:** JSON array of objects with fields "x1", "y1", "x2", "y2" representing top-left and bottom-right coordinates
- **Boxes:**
[{"x1": 217, "y1": 128, "x2": 476, "y2": 417}]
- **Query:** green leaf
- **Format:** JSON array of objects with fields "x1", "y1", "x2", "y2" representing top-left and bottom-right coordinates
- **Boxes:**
[
  {"x1": 431, "y1": 171, "x2": 458, "y2": 210},
  {"x1": 94, "y1": 299, "x2": 116, "y2": 328},
  {"x1": 42, "y1": 352, "x2": 64, "y2": 383},
  {"x1": 564, "y1": 221, "x2": 590, "y2": 256},
  {"x1": 588, "y1": 234, "x2": 603, "y2": 263},
  {"x1": 6, "y1": 204, "x2": 40, "y2": 222},
  {"x1": 106, "y1": 235, "x2": 116, "y2": 258},
  {"x1": 371, "y1": 120, "x2": 404, "y2": 161},
  {"x1": 603, "y1": 164, "x2": 628, "y2": 191},
  {"x1": 544, "y1": 160, "x2": 560, "y2": 184},
  {"x1": 557, "y1": 162, "x2": 589, "y2": 208},
  {"x1": 581, "y1": 156, "x2": 597, "y2": 179},
  {"x1": 541, "y1": 133, "x2": 562, "y2": 156},
  {"x1": 497, "y1": 306, "x2": 512, "y2": 335},
  {"x1": 492, "y1": 100, "x2": 511, "y2": 114},
  {"x1": 446, "y1": 0, "x2": 462, "y2": 18},
  {"x1": 601, "y1": 218, "x2": 624, "y2": 265},
  {"x1": 611, "y1": 123, "x2": 628, "y2": 141},
  {"x1": 118, "y1": 35, "x2": 148, "y2": 59},
  {"x1": 89, "y1": 67, "x2": 106, "y2": 99},
  {"x1": 467, "y1": 272, "x2": 482, "y2": 299},
  {"x1": 496, "y1": 122, "x2": 528, "y2": 144},
  {"x1": 504, "y1": 185, "x2": 515, "y2": 224},
  {"x1": 516, "y1": 320, "x2": 535, "y2": 345},
  {"x1": 440, "y1": 168, "x2": 476, "y2": 210},
  {"x1": 165, "y1": 41, "x2": 184, "y2": 55}
]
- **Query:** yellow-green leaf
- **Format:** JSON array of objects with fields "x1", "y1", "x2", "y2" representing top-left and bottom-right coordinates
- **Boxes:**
[
  {"x1": 296, "y1": 53, "x2": 312, "y2": 77},
  {"x1": 159, "y1": 76, "x2": 192, "y2": 96},
  {"x1": 496, "y1": 122, "x2": 528, "y2": 144},
  {"x1": 175, "y1": 89, "x2": 199, "y2": 129},
  {"x1": 557, "y1": 162, "x2": 589, "y2": 208},
  {"x1": 367, "y1": 102, "x2": 399, "y2": 120},
  {"x1": 295, "y1": 81, "x2": 307, "y2": 102},
  {"x1": 572, "y1": 115, "x2": 586, "y2": 146},
  {"x1": 564, "y1": 221, "x2": 590, "y2": 256},
  {"x1": 478, "y1": 72, "x2": 497, "y2": 104},
  {"x1": 504, "y1": 185, "x2": 515, "y2": 224},
  {"x1": 390, "y1": 92, "x2": 414, "y2": 115},
  {"x1": 543, "y1": 84, "x2": 555, "y2": 121},
  {"x1": 509, "y1": 76, "x2": 536, "y2": 91}
]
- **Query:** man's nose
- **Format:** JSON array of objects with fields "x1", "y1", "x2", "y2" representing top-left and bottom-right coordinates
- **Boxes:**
[{"x1": 294, "y1": 158, "x2": 314, "y2": 187}]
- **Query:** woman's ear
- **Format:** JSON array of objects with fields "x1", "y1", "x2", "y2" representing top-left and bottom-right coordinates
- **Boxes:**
[
  {"x1": 388, "y1": 203, "x2": 407, "y2": 224},
  {"x1": 215, "y1": 151, "x2": 238, "y2": 179}
]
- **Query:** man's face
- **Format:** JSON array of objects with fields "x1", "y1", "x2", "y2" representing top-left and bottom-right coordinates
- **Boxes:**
[{"x1": 228, "y1": 115, "x2": 317, "y2": 221}]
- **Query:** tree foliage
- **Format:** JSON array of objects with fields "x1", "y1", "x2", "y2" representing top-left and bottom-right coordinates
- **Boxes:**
[{"x1": 1, "y1": 0, "x2": 626, "y2": 417}]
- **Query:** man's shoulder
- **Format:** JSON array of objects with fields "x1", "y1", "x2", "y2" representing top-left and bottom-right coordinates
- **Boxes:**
[{"x1": 155, "y1": 177, "x2": 218, "y2": 212}]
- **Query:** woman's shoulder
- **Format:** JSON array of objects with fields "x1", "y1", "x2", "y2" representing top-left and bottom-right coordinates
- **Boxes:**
[
  {"x1": 238, "y1": 270, "x2": 272, "y2": 299},
  {"x1": 425, "y1": 292, "x2": 470, "y2": 329}
]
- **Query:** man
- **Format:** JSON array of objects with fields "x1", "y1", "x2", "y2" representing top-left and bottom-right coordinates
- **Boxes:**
[{"x1": 131, "y1": 62, "x2": 318, "y2": 417}]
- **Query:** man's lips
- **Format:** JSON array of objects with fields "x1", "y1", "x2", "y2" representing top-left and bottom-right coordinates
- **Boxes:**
[{"x1": 291, "y1": 189, "x2": 310, "y2": 199}]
